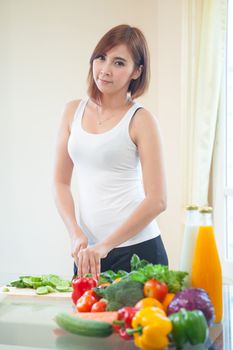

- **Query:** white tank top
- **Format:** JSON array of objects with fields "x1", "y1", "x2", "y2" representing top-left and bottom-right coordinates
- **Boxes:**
[{"x1": 68, "y1": 99, "x2": 161, "y2": 247}]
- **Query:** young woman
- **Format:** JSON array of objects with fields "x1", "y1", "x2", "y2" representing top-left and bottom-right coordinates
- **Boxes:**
[{"x1": 53, "y1": 24, "x2": 168, "y2": 278}]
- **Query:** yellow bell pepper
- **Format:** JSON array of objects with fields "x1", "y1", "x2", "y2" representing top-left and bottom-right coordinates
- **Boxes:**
[{"x1": 126, "y1": 306, "x2": 172, "y2": 350}]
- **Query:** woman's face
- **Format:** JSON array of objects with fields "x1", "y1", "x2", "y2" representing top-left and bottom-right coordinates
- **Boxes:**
[{"x1": 92, "y1": 44, "x2": 141, "y2": 97}]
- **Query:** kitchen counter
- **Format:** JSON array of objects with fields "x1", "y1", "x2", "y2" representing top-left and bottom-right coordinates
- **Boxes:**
[{"x1": 0, "y1": 280, "x2": 232, "y2": 350}]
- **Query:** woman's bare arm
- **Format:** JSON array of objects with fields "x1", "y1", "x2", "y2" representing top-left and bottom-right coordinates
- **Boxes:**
[{"x1": 53, "y1": 100, "x2": 88, "y2": 265}]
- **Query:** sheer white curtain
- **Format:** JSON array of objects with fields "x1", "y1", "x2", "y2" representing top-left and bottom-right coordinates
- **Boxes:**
[
  {"x1": 182, "y1": 0, "x2": 227, "y2": 207},
  {"x1": 212, "y1": 0, "x2": 233, "y2": 281}
]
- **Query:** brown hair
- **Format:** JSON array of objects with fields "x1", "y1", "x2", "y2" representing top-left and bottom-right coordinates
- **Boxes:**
[{"x1": 87, "y1": 24, "x2": 150, "y2": 102}]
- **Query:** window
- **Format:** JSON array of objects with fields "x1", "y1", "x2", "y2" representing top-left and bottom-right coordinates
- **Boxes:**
[{"x1": 225, "y1": 0, "x2": 233, "y2": 262}]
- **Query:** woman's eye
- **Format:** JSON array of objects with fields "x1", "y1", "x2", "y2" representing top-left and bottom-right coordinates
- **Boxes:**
[
  {"x1": 96, "y1": 55, "x2": 105, "y2": 61},
  {"x1": 115, "y1": 61, "x2": 125, "y2": 66}
]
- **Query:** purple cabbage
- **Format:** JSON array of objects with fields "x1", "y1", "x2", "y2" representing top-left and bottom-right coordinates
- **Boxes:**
[{"x1": 167, "y1": 287, "x2": 215, "y2": 325}]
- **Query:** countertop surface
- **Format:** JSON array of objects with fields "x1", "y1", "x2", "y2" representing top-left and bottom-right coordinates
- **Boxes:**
[{"x1": 0, "y1": 274, "x2": 232, "y2": 350}]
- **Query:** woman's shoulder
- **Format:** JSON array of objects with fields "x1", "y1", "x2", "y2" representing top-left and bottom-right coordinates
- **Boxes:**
[
  {"x1": 130, "y1": 105, "x2": 161, "y2": 144},
  {"x1": 65, "y1": 98, "x2": 82, "y2": 112},
  {"x1": 62, "y1": 99, "x2": 83, "y2": 130},
  {"x1": 133, "y1": 105, "x2": 159, "y2": 129}
]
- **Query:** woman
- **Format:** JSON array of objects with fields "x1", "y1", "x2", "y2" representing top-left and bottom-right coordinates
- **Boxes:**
[{"x1": 53, "y1": 24, "x2": 168, "y2": 278}]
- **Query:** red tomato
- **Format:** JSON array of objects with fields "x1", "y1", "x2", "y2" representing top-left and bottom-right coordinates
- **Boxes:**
[
  {"x1": 76, "y1": 295, "x2": 97, "y2": 312},
  {"x1": 91, "y1": 299, "x2": 108, "y2": 312},
  {"x1": 143, "y1": 278, "x2": 168, "y2": 302},
  {"x1": 83, "y1": 289, "x2": 100, "y2": 301}
]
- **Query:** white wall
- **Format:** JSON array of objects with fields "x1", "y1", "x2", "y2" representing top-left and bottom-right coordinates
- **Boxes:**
[
  {"x1": 155, "y1": 1, "x2": 184, "y2": 268},
  {"x1": 0, "y1": 0, "x2": 183, "y2": 279}
]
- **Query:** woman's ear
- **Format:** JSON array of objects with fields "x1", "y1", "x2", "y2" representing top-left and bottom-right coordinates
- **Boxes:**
[{"x1": 132, "y1": 65, "x2": 143, "y2": 80}]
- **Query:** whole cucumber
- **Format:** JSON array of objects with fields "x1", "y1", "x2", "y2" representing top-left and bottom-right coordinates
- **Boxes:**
[{"x1": 55, "y1": 312, "x2": 113, "y2": 337}]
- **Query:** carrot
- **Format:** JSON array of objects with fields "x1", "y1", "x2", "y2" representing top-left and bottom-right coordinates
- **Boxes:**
[{"x1": 74, "y1": 311, "x2": 118, "y2": 324}]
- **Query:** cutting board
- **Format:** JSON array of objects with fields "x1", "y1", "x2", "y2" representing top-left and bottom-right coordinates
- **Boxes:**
[{"x1": 0, "y1": 286, "x2": 72, "y2": 301}]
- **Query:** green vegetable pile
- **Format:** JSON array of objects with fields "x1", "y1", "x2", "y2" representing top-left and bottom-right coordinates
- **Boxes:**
[
  {"x1": 7, "y1": 274, "x2": 72, "y2": 295},
  {"x1": 125, "y1": 254, "x2": 188, "y2": 293},
  {"x1": 96, "y1": 255, "x2": 187, "y2": 294}
]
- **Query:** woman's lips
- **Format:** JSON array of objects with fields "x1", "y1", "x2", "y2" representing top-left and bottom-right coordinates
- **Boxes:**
[{"x1": 98, "y1": 78, "x2": 112, "y2": 84}]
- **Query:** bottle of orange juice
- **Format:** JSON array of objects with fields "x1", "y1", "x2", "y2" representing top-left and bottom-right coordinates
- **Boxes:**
[
  {"x1": 191, "y1": 206, "x2": 222, "y2": 323},
  {"x1": 179, "y1": 205, "x2": 199, "y2": 286}
]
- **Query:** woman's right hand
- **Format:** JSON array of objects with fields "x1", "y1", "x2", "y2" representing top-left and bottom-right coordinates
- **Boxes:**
[{"x1": 71, "y1": 234, "x2": 88, "y2": 268}]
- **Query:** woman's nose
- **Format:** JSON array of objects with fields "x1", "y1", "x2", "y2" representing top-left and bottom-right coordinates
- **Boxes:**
[{"x1": 100, "y1": 62, "x2": 112, "y2": 76}]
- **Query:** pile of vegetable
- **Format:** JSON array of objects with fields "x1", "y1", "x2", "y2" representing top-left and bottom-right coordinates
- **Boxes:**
[
  {"x1": 7, "y1": 274, "x2": 72, "y2": 295},
  {"x1": 54, "y1": 255, "x2": 215, "y2": 350}
]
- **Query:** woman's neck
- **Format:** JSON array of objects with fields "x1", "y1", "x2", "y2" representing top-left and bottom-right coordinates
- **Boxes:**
[{"x1": 98, "y1": 94, "x2": 132, "y2": 111}]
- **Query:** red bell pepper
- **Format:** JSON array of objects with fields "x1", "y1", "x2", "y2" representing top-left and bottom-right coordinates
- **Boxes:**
[
  {"x1": 119, "y1": 328, "x2": 132, "y2": 340},
  {"x1": 71, "y1": 276, "x2": 97, "y2": 305},
  {"x1": 113, "y1": 306, "x2": 138, "y2": 340}
]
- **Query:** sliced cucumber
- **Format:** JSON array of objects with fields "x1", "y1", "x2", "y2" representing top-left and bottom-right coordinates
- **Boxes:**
[{"x1": 36, "y1": 286, "x2": 50, "y2": 295}]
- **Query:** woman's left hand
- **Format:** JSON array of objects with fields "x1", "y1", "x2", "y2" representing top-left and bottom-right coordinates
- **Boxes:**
[{"x1": 77, "y1": 243, "x2": 109, "y2": 278}]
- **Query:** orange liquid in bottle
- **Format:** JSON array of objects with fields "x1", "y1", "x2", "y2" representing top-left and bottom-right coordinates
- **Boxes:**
[{"x1": 191, "y1": 224, "x2": 222, "y2": 323}]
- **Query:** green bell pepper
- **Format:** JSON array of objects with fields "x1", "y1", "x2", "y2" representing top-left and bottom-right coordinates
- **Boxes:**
[{"x1": 169, "y1": 308, "x2": 209, "y2": 349}]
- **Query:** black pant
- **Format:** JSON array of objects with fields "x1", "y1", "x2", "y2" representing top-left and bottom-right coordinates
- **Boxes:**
[{"x1": 73, "y1": 236, "x2": 168, "y2": 275}]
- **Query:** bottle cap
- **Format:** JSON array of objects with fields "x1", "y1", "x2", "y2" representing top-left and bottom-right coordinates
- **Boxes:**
[
  {"x1": 185, "y1": 205, "x2": 199, "y2": 210},
  {"x1": 199, "y1": 206, "x2": 213, "y2": 213}
]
